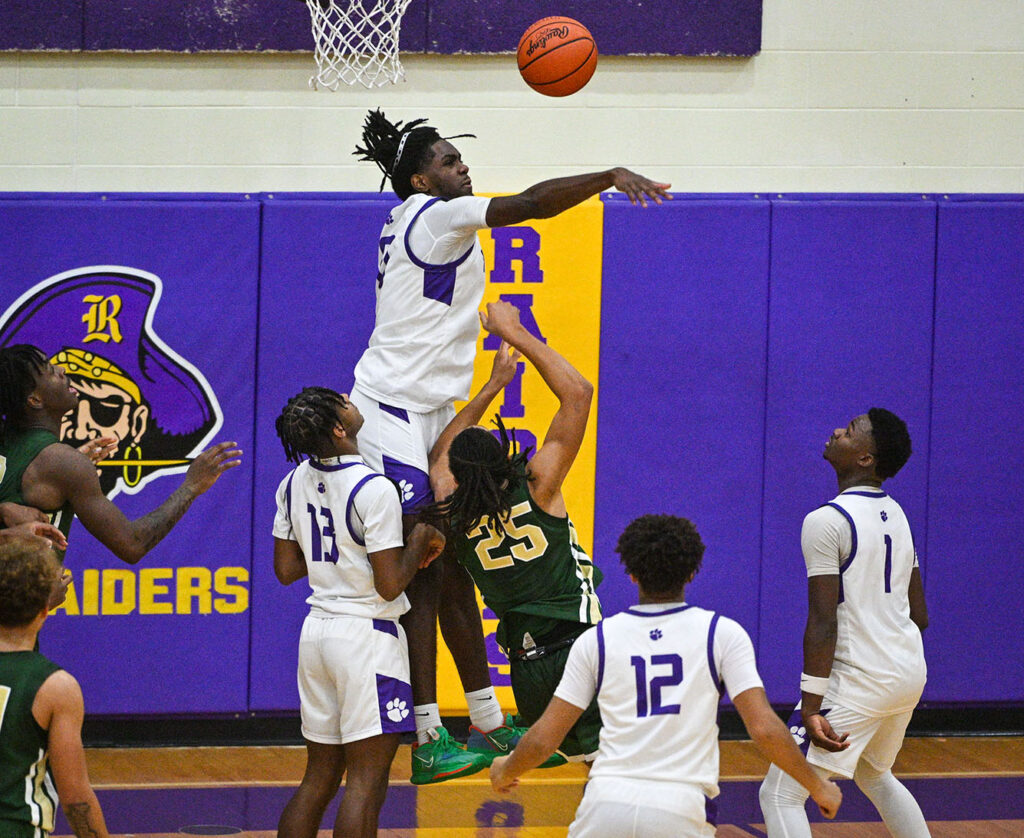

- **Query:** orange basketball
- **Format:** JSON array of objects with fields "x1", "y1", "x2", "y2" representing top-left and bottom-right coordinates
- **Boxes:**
[{"x1": 517, "y1": 17, "x2": 598, "y2": 97}]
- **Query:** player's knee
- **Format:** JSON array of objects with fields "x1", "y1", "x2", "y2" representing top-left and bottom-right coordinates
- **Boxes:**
[
  {"x1": 759, "y1": 765, "x2": 810, "y2": 809},
  {"x1": 853, "y1": 759, "x2": 891, "y2": 794}
]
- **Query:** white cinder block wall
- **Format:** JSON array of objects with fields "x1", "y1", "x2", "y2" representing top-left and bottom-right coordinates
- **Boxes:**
[{"x1": 1, "y1": 0, "x2": 1022, "y2": 193}]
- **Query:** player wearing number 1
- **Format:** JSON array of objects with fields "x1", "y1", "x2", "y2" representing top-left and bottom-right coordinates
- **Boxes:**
[
  {"x1": 429, "y1": 300, "x2": 602, "y2": 762},
  {"x1": 759, "y1": 409, "x2": 930, "y2": 838},
  {"x1": 489, "y1": 515, "x2": 841, "y2": 837}
]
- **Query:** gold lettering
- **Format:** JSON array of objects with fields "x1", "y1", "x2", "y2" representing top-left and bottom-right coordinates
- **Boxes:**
[
  {"x1": 50, "y1": 579, "x2": 80, "y2": 616},
  {"x1": 101, "y1": 569, "x2": 135, "y2": 615},
  {"x1": 81, "y1": 294, "x2": 123, "y2": 344},
  {"x1": 139, "y1": 568, "x2": 174, "y2": 615},
  {"x1": 82, "y1": 569, "x2": 100, "y2": 616},
  {"x1": 214, "y1": 567, "x2": 249, "y2": 614},
  {"x1": 176, "y1": 567, "x2": 213, "y2": 615}
]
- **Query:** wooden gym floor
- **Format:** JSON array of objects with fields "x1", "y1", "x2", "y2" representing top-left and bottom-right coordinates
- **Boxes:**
[{"x1": 52, "y1": 736, "x2": 1024, "y2": 836}]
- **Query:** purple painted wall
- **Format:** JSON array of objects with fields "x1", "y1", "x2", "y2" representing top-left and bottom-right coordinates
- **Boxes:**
[{"x1": 2, "y1": 0, "x2": 760, "y2": 55}]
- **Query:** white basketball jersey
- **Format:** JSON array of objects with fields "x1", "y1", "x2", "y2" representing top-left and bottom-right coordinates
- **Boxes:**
[
  {"x1": 556, "y1": 604, "x2": 763, "y2": 802},
  {"x1": 273, "y1": 454, "x2": 407, "y2": 619},
  {"x1": 803, "y1": 488, "x2": 927, "y2": 716},
  {"x1": 353, "y1": 193, "x2": 491, "y2": 412}
]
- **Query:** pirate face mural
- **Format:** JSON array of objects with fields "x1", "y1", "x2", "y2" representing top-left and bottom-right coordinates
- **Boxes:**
[{"x1": 1, "y1": 267, "x2": 222, "y2": 498}]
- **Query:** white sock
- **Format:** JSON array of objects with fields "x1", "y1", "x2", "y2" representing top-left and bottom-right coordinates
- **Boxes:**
[
  {"x1": 854, "y1": 762, "x2": 931, "y2": 838},
  {"x1": 758, "y1": 762, "x2": 815, "y2": 838},
  {"x1": 414, "y1": 703, "x2": 442, "y2": 746},
  {"x1": 465, "y1": 687, "x2": 504, "y2": 732}
]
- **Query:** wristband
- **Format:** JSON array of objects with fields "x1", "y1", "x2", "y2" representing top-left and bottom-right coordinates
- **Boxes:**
[{"x1": 800, "y1": 672, "x2": 830, "y2": 696}]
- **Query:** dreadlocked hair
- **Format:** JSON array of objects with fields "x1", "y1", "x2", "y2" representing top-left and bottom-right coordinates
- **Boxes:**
[
  {"x1": 867, "y1": 407, "x2": 912, "y2": 480},
  {"x1": 276, "y1": 386, "x2": 347, "y2": 464},
  {"x1": 0, "y1": 344, "x2": 47, "y2": 445},
  {"x1": 431, "y1": 415, "x2": 531, "y2": 537},
  {"x1": 352, "y1": 108, "x2": 474, "y2": 201}
]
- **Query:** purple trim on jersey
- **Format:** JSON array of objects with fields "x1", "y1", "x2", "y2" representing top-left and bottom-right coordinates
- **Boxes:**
[
  {"x1": 842, "y1": 490, "x2": 888, "y2": 498},
  {"x1": 372, "y1": 618, "x2": 399, "y2": 638},
  {"x1": 706, "y1": 613, "x2": 725, "y2": 696},
  {"x1": 346, "y1": 473, "x2": 387, "y2": 547},
  {"x1": 624, "y1": 604, "x2": 692, "y2": 617},
  {"x1": 595, "y1": 622, "x2": 606, "y2": 695},
  {"x1": 704, "y1": 796, "x2": 719, "y2": 827},
  {"x1": 309, "y1": 459, "x2": 363, "y2": 473},
  {"x1": 381, "y1": 455, "x2": 431, "y2": 514},
  {"x1": 826, "y1": 501, "x2": 858, "y2": 605},
  {"x1": 404, "y1": 196, "x2": 476, "y2": 306},
  {"x1": 376, "y1": 673, "x2": 415, "y2": 735},
  {"x1": 379, "y1": 403, "x2": 410, "y2": 422},
  {"x1": 284, "y1": 470, "x2": 296, "y2": 514}
]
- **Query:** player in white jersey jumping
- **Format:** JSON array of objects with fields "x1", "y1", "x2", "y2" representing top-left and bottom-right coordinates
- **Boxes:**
[
  {"x1": 490, "y1": 514, "x2": 841, "y2": 837},
  {"x1": 759, "y1": 408, "x2": 930, "y2": 838},
  {"x1": 352, "y1": 109, "x2": 673, "y2": 783},
  {"x1": 272, "y1": 386, "x2": 445, "y2": 838}
]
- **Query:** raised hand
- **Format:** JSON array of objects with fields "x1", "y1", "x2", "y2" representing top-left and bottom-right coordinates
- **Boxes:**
[
  {"x1": 182, "y1": 441, "x2": 243, "y2": 496},
  {"x1": 488, "y1": 340, "x2": 524, "y2": 389},
  {"x1": 610, "y1": 167, "x2": 672, "y2": 208},
  {"x1": 78, "y1": 436, "x2": 119, "y2": 465},
  {"x1": 479, "y1": 300, "x2": 523, "y2": 339}
]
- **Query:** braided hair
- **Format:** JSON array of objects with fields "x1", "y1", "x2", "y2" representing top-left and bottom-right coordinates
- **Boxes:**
[
  {"x1": 353, "y1": 108, "x2": 474, "y2": 200},
  {"x1": 616, "y1": 514, "x2": 706, "y2": 598},
  {"x1": 433, "y1": 416, "x2": 531, "y2": 536},
  {"x1": 0, "y1": 344, "x2": 48, "y2": 445},
  {"x1": 275, "y1": 386, "x2": 348, "y2": 464}
]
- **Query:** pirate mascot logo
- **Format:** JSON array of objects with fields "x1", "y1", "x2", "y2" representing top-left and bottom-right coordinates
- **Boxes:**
[{"x1": 0, "y1": 266, "x2": 222, "y2": 498}]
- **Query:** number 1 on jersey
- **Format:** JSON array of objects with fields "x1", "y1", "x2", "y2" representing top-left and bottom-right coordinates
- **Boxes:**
[{"x1": 883, "y1": 533, "x2": 892, "y2": 593}]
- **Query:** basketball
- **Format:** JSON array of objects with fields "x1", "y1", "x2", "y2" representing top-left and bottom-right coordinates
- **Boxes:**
[{"x1": 517, "y1": 17, "x2": 598, "y2": 97}]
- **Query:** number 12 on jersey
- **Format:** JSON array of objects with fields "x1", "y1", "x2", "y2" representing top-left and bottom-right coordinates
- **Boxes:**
[{"x1": 630, "y1": 653, "x2": 684, "y2": 717}]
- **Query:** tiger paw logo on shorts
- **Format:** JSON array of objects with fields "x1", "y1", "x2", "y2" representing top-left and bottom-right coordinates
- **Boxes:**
[
  {"x1": 0, "y1": 266, "x2": 222, "y2": 499},
  {"x1": 386, "y1": 697, "x2": 409, "y2": 723}
]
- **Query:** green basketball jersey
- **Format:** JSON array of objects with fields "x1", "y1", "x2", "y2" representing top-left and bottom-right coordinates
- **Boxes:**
[
  {"x1": 454, "y1": 475, "x2": 602, "y2": 653},
  {"x1": 0, "y1": 651, "x2": 61, "y2": 836},
  {"x1": 0, "y1": 429, "x2": 74, "y2": 554}
]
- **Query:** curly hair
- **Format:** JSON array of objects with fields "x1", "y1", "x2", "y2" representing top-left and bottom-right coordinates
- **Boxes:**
[
  {"x1": 353, "y1": 108, "x2": 474, "y2": 201},
  {"x1": 0, "y1": 533, "x2": 60, "y2": 627},
  {"x1": 616, "y1": 514, "x2": 706, "y2": 598},
  {"x1": 432, "y1": 416, "x2": 531, "y2": 536},
  {"x1": 0, "y1": 344, "x2": 47, "y2": 445},
  {"x1": 275, "y1": 386, "x2": 348, "y2": 464},
  {"x1": 867, "y1": 407, "x2": 912, "y2": 480}
]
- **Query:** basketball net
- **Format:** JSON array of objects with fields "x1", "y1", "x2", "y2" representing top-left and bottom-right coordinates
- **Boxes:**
[{"x1": 304, "y1": 0, "x2": 412, "y2": 90}]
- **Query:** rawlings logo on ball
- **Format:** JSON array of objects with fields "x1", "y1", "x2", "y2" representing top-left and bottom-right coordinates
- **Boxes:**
[{"x1": 526, "y1": 26, "x2": 570, "y2": 57}]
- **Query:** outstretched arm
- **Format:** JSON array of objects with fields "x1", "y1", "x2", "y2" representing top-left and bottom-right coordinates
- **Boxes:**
[
  {"x1": 428, "y1": 341, "x2": 523, "y2": 500},
  {"x1": 732, "y1": 687, "x2": 842, "y2": 819},
  {"x1": 35, "y1": 671, "x2": 111, "y2": 838},
  {"x1": 485, "y1": 168, "x2": 671, "y2": 227},
  {"x1": 28, "y1": 441, "x2": 242, "y2": 564},
  {"x1": 490, "y1": 697, "x2": 584, "y2": 792},
  {"x1": 479, "y1": 301, "x2": 593, "y2": 513}
]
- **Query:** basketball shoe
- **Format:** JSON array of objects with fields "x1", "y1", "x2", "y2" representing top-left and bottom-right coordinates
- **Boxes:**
[
  {"x1": 466, "y1": 713, "x2": 568, "y2": 767},
  {"x1": 410, "y1": 726, "x2": 490, "y2": 785}
]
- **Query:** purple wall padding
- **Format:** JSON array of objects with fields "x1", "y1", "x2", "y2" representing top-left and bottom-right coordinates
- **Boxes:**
[
  {"x1": 0, "y1": 0, "x2": 82, "y2": 50},
  {"x1": 595, "y1": 196, "x2": 771, "y2": 661},
  {"x1": 927, "y1": 201, "x2": 1024, "y2": 702},
  {"x1": 0, "y1": 197, "x2": 259, "y2": 713},
  {"x1": 427, "y1": 0, "x2": 761, "y2": 56},
  {"x1": 249, "y1": 195, "x2": 396, "y2": 711},
  {"x1": 758, "y1": 199, "x2": 935, "y2": 703},
  {"x1": 3, "y1": 0, "x2": 755, "y2": 55}
]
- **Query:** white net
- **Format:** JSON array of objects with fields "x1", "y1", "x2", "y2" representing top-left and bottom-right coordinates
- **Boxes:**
[{"x1": 305, "y1": 0, "x2": 412, "y2": 90}]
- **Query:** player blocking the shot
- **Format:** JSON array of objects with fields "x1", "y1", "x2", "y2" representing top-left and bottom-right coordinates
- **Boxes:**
[
  {"x1": 272, "y1": 387, "x2": 445, "y2": 838},
  {"x1": 351, "y1": 108, "x2": 671, "y2": 784},
  {"x1": 489, "y1": 515, "x2": 841, "y2": 837},
  {"x1": 759, "y1": 409, "x2": 931, "y2": 838}
]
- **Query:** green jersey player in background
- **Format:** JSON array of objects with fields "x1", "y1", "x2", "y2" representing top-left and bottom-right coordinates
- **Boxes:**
[{"x1": 429, "y1": 300, "x2": 602, "y2": 762}]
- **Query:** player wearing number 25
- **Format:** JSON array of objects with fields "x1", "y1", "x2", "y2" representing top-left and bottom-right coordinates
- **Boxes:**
[
  {"x1": 489, "y1": 513, "x2": 841, "y2": 837},
  {"x1": 759, "y1": 410, "x2": 930, "y2": 837},
  {"x1": 429, "y1": 301, "x2": 603, "y2": 762}
]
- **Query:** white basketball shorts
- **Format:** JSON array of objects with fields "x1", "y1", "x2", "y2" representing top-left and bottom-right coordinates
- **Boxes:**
[
  {"x1": 807, "y1": 703, "x2": 915, "y2": 778},
  {"x1": 569, "y1": 778, "x2": 716, "y2": 838},
  {"x1": 297, "y1": 613, "x2": 415, "y2": 744},
  {"x1": 350, "y1": 386, "x2": 455, "y2": 514}
]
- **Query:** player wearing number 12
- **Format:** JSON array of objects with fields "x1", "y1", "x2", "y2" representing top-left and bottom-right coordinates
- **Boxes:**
[
  {"x1": 759, "y1": 409, "x2": 930, "y2": 837},
  {"x1": 429, "y1": 301, "x2": 602, "y2": 761}
]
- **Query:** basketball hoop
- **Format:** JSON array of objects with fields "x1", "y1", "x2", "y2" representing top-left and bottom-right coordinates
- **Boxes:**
[{"x1": 304, "y1": 0, "x2": 412, "y2": 90}]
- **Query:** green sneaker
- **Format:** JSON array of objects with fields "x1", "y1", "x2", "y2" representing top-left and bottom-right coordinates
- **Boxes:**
[
  {"x1": 466, "y1": 713, "x2": 568, "y2": 768},
  {"x1": 410, "y1": 726, "x2": 490, "y2": 785}
]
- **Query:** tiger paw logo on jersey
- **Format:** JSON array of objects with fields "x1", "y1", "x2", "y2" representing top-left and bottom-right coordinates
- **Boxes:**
[
  {"x1": 649, "y1": 628, "x2": 663, "y2": 640},
  {"x1": 0, "y1": 267, "x2": 222, "y2": 499},
  {"x1": 881, "y1": 510, "x2": 888, "y2": 521},
  {"x1": 386, "y1": 697, "x2": 409, "y2": 723}
]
